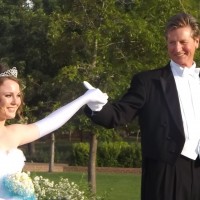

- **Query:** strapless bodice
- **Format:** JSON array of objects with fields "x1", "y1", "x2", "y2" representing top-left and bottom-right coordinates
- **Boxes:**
[{"x1": 0, "y1": 149, "x2": 25, "y2": 199}]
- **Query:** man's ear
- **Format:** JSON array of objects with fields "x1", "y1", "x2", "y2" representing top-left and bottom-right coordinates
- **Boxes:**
[{"x1": 195, "y1": 36, "x2": 200, "y2": 49}]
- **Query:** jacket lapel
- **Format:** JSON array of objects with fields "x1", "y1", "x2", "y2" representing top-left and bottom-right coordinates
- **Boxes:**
[{"x1": 160, "y1": 64, "x2": 184, "y2": 135}]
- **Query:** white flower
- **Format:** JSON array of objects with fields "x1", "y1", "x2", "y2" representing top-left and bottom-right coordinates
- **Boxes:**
[
  {"x1": 32, "y1": 176, "x2": 88, "y2": 200},
  {"x1": 3, "y1": 171, "x2": 36, "y2": 199}
]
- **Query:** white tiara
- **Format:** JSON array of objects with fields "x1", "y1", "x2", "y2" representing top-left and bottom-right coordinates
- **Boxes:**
[{"x1": 0, "y1": 67, "x2": 18, "y2": 78}]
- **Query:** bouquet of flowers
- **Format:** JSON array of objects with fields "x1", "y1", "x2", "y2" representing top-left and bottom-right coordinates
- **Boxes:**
[{"x1": 3, "y1": 171, "x2": 36, "y2": 200}]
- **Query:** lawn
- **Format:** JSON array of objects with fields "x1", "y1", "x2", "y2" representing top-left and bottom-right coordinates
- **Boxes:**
[{"x1": 32, "y1": 172, "x2": 141, "y2": 200}]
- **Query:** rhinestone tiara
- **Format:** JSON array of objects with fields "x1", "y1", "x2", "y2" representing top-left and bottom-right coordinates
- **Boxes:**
[{"x1": 0, "y1": 67, "x2": 18, "y2": 78}]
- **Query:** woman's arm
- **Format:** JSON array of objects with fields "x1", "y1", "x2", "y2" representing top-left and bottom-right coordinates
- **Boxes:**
[{"x1": 15, "y1": 87, "x2": 108, "y2": 146}]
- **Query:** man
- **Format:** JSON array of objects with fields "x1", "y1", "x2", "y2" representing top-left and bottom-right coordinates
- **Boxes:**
[{"x1": 84, "y1": 13, "x2": 200, "y2": 200}]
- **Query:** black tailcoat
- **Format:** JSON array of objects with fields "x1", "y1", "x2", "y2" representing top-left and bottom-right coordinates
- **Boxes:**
[{"x1": 85, "y1": 63, "x2": 186, "y2": 165}]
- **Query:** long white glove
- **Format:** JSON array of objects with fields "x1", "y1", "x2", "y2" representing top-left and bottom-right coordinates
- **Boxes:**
[
  {"x1": 34, "y1": 86, "x2": 108, "y2": 138},
  {"x1": 83, "y1": 81, "x2": 108, "y2": 111}
]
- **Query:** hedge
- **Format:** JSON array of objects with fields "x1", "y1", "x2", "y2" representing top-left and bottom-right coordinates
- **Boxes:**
[
  {"x1": 24, "y1": 141, "x2": 142, "y2": 168},
  {"x1": 71, "y1": 141, "x2": 142, "y2": 168}
]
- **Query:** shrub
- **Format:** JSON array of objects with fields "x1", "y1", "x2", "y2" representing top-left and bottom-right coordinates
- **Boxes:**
[
  {"x1": 97, "y1": 142, "x2": 129, "y2": 167},
  {"x1": 71, "y1": 143, "x2": 89, "y2": 166},
  {"x1": 118, "y1": 142, "x2": 142, "y2": 167}
]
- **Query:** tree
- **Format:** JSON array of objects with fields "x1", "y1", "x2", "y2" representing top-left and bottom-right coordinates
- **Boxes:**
[
  {"x1": 0, "y1": 0, "x2": 199, "y2": 195},
  {"x1": 46, "y1": 0, "x2": 200, "y2": 194}
]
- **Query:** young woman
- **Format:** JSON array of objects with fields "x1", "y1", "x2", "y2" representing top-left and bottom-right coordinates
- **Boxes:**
[{"x1": 0, "y1": 63, "x2": 108, "y2": 199}]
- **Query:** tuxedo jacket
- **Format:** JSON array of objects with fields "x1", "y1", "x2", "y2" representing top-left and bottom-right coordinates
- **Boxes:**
[{"x1": 85, "y1": 63, "x2": 186, "y2": 165}]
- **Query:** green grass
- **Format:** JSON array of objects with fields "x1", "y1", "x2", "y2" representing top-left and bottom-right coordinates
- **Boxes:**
[{"x1": 31, "y1": 172, "x2": 141, "y2": 200}]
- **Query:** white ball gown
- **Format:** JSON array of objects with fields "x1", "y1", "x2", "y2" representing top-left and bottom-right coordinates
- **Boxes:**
[{"x1": 0, "y1": 149, "x2": 36, "y2": 200}]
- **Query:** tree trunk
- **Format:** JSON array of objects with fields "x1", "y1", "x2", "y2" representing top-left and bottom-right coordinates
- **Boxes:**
[
  {"x1": 88, "y1": 38, "x2": 98, "y2": 194},
  {"x1": 49, "y1": 133, "x2": 55, "y2": 172},
  {"x1": 88, "y1": 133, "x2": 97, "y2": 194},
  {"x1": 27, "y1": 142, "x2": 36, "y2": 157},
  {"x1": 68, "y1": 130, "x2": 72, "y2": 142}
]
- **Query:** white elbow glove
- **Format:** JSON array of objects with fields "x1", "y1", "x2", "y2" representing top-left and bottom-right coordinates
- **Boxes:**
[
  {"x1": 83, "y1": 81, "x2": 108, "y2": 111},
  {"x1": 34, "y1": 84, "x2": 108, "y2": 138}
]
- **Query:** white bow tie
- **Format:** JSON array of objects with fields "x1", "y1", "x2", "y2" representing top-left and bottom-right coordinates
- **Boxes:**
[{"x1": 182, "y1": 67, "x2": 200, "y2": 80}]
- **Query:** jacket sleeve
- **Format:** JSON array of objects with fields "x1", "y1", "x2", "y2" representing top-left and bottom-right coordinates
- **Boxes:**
[{"x1": 84, "y1": 73, "x2": 147, "y2": 128}]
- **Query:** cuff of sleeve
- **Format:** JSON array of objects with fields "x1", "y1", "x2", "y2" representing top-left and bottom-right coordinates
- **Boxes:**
[{"x1": 84, "y1": 105, "x2": 98, "y2": 117}]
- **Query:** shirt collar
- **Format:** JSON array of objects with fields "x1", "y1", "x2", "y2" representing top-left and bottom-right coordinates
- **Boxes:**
[{"x1": 170, "y1": 60, "x2": 200, "y2": 79}]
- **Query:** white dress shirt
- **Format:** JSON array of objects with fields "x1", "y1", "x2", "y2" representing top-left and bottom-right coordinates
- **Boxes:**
[{"x1": 171, "y1": 60, "x2": 200, "y2": 160}]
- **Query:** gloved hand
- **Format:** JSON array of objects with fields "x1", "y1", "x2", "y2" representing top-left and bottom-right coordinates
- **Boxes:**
[{"x1": 83, "y1": 81, "x2": 108, "y2": 111}]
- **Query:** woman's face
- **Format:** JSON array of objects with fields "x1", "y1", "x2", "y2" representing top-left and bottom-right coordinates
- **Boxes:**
[{"x1": 0, "y1": 79, "x2": 21, "y2": 120}]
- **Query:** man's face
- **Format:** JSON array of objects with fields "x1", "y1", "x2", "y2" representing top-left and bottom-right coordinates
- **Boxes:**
[{"x1": 167, "y1": 26, "x2": 199, "y2": 67}]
